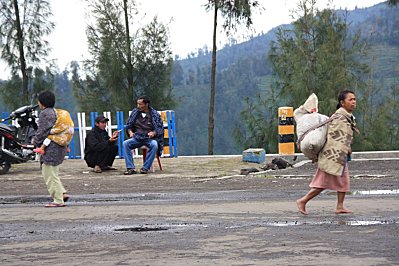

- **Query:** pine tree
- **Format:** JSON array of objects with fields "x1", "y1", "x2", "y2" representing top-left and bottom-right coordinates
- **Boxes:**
[
  {"x1": 72, "y1": 0, "x2": 175, "y2": 113},
  {"x1": 268, "y1": 0, "x2": 368, "y2": 115},
  {"x1": 0, "y1": 0, "x2": 54, "y2": 106}
]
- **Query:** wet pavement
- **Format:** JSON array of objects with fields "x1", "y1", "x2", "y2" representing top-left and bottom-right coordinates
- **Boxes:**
[{"x1": 0, "y1": 152, "x2": 398, "y2": 265}]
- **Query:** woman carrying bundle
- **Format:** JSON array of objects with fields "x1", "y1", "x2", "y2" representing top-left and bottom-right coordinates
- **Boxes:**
[{"x1": 296, "y1": 90, "x2": 359, "y2": 215}]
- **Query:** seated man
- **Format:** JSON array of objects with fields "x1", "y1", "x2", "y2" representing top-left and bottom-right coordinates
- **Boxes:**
[
  {"x1": 84, "y1": 115, "x2": 119, "y2": 173},
  {"x1": 123, "y1": 95, "x2": 163, "y2": 175}
]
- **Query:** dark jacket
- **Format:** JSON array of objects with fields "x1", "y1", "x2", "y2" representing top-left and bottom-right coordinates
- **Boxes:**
[
  {"x1": 126, "y1": 106, "x2": 164, "y2": 155},
  {"x1": 84, "y1": 126, "x2": 116, "y2": 165},
  {"x1": 32, "y1": 107, "x2": 67, "y2": 166}
]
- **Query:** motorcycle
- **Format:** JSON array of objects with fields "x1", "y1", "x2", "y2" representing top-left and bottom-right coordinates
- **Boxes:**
[{"x1": 0, "y1": 104, "x2": 39, "y2": 174}]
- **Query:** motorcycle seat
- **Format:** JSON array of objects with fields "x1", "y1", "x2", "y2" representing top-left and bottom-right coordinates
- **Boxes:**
[{"x1": 0, "y1": 123, "x2": 17, "y2": 133}]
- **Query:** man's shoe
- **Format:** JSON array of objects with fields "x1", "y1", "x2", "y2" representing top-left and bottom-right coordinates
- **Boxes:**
[
  {"x1": 140, "y1": 168, "x2": 149, "y2": 174},
  {"x1": 124, "y1": 168, "x2": 137, "y2": 175},
  {"x1": 94, "y1": 165, "x2": 102, "y2": 173},
  {"x1": 103, "y1": 166, "x2": 117, "y2": 171}
]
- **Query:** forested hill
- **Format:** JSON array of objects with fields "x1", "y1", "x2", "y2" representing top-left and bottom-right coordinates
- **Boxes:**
[
  {"x1": 172, "y1": 2, "x2": 399, "y2": 155},
  {"x1": 175, "y1": 2, "x2": 398, "y2": 82}
]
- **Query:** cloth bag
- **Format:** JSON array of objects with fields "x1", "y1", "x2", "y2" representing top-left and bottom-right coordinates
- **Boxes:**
[
  {"x1": 47, "y1": 109, "x2": 75, "y2": 146},
  {"x1": 294, "y1": 93, "x2": 329, "y2": 161}
]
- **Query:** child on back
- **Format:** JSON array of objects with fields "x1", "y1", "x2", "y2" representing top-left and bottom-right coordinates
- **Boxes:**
[{"x1": 34, "y1": 109, "x2": 74, "y2": 154}]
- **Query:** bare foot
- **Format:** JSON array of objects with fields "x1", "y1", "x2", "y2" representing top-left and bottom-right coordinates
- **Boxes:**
[
  {"x1": 296, "y1": 199, "x2": 308, "y2": 215},
  {"x1": 335, "y1": 208, "x2": 353, "y2": 214}
]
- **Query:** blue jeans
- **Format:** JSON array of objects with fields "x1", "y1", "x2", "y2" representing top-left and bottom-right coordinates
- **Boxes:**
[{"x1": 123, "y1": 136, "x2": 158, "y2": 171}]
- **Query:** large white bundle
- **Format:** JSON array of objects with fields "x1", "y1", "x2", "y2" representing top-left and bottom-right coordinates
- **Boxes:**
[
  {"x1": 296, "y1": 112, "x2": 329, "y2": 161},
  {"x1": 294, "y1": 93, "x2": 329, "y2": 161}
]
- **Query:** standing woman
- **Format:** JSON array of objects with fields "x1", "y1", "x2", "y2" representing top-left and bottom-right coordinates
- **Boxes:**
[
  {"x1": 296, "y1": 90, "x2": 359, "y2": 215},
  {"x1": 32, "y1": 91, "x2": 69, "y2": 207}
]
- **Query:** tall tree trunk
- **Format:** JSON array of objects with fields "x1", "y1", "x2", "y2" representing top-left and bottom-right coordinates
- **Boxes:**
[
  {"x1": 13, "y1": 0, "x2": 28, "y2": 104},
  {"x1": 208, "y1": 2, "x2": 218, "y2": 155},
  {"x1": 123, "y1": 0, "x2": 134, "y2": 100}
]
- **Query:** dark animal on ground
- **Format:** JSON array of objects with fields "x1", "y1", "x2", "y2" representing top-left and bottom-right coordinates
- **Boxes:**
[{"x1": 272, "y1": 158, "x2": 293, "y2": 169}]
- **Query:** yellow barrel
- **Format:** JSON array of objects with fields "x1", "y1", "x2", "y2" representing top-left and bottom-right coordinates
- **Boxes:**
[{"x1": 278, "y1": 107, "x2": 295, "y2": 155}]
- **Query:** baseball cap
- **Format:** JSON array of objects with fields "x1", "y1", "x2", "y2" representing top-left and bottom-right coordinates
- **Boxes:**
[{"x1": 95, "y1": 115, "x2": 109, "y2": 123}]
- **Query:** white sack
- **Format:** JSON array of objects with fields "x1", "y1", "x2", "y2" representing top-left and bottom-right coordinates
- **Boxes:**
[
  {"x1": 297, "y1": 112, "x2": 329, "y2": 161},
  {"x1": 294, "y1": 93, "x2": 329, "y2": 161}
]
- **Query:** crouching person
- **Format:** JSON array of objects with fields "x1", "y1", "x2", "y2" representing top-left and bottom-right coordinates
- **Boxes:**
[{"x1": 84, "y1": 115, "x2": 119, "y2": 173}]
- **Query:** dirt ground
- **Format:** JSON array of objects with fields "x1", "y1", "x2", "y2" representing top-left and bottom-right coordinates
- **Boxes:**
[
  {"x1": 1, "y1": 154, "x2": 398, "y2": 196},
  {"x1": 0, "y1": 153, "x2": 398, "y2": 265}
]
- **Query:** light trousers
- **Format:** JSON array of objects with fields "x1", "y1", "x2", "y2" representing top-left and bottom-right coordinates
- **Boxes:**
[{"x1": 42, "y1": 164, "x2": 66, "y2": 204}]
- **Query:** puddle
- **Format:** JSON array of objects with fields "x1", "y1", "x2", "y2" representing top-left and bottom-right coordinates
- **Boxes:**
[
  {"x1": 350, "y1": 190, "x2": 399, "y2": 195},
  {"x1": 263, "y1": 220, "x2": 396, "y2": 227},
  {"x1": 326, "y1": 189, "x2": 399, "y2": 196},
  {"x1": 92, "y1": 223, "x2": 202, "y2": 233},
  {"x1": 263, "y1": 221, "x2": 304, "y2": 227},
  {"x1": 337, "y1": 220, "x2": 392, "y2": 226},
  {"x1": 94, "y1": 219, "x2": 396, "y2": 234},
  {"x1": 274, "y1": 175, "x2": 309, "y2": 179},
  {"x1": 353, "y1": 174, "x2": 386, "y2": 178},
  {"x1": 115, "y1": 226, "x2": 168, "y2": 232}
]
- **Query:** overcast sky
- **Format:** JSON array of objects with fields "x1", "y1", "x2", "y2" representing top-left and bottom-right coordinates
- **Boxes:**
[{"x1": 0, "y1": 0, "x2": 386, "y2": 79}]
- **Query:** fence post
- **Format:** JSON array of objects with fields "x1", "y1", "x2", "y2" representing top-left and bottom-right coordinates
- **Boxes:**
[
  {"x1": 1, "y1": 112, "x2": 9, "y2": 124},
  {"x1": 116, "y1": 111, "x2": 125, "y2": 158},
  {"x1": 104, "y1": 111, "x2": 113, "y2": 136},
  {"x1": 171, "y1": 110, "x2": 178, "y2": 157},
  {"x1": 90, "y1": 112, "x2": 98, "y2": 128},
  {"x1": 161, "y1": 110, "x2": 177, "y2": 158},
  {"x1": 68, "y1": 111, "x2": 77, "y2": 159},
  {"x1": 77, "y1": 112, "x2": 85, "y2": 158}
]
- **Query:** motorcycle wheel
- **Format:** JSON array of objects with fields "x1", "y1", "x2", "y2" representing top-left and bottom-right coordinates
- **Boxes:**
[{"x1": 0, "y1": 160, "x2": 11, "y2": 174}]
